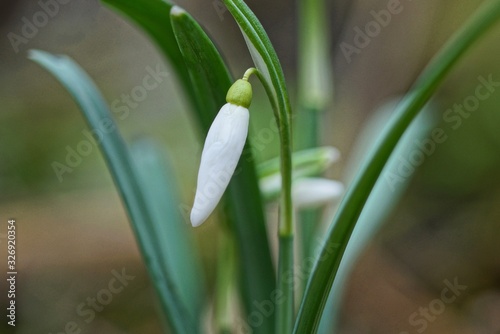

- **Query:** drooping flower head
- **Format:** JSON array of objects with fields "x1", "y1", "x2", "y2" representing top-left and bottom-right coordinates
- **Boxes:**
[{"x1": 190, "y1": 78, "x2": 253, "y2": 227}]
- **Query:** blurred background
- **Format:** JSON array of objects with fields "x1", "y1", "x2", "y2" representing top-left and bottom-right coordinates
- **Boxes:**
[{"x1": 1, "y1": 0, "x2": 500, "y2": 333}]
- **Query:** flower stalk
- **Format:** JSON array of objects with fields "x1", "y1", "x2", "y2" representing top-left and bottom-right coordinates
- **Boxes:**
[
  {"x1": 241, "y1": 68, "x2": 295, "y2": 334},
  {"x1": 244, "y1": 68, "x2": 294, "y2": 333}
]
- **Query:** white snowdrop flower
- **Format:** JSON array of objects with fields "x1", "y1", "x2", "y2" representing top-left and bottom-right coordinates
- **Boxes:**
[
  {"x1": 190, "y1": 79, "x2": 253, "y2": 227},
  {"x1": 292, "y1": 178, "x2": 344, "y2": 209}
]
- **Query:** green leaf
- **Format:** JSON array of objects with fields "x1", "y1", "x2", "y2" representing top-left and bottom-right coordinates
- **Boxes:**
[
  {"x1": 318, "y1": 102, "x2": 438, "y2": 333},
  {"x1": 169, "y1": 5, "x2": 232, "y2": 128},
  {"x1": 258, "y1": 147, "x2": 339, "y2": 179},
  {"x1": 222, "y1": 0, "x2": 291, "y2": 126},
  {"x1": 130, "y1": 138, "x2": 205, "y2": 325},
  {"x1": 29, "y1": 50, "x2": 196, "y2": 334},
  {"x1": 169, "y1": 7, "x2": 276, "y2": 333},
  {"x1": 294, "y1": 1, "x2": 500, "y2": 332}
]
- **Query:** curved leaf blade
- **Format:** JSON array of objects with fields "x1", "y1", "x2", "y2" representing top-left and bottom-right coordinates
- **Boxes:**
[
  {"x1": 318, "y1": 102, "x2": 438, "y2": 333},
  {"x1": 29, "y1": 50, "x2": 196, "y2": 334},
  {"x1": 169, "y1": 5, "x2": 232, "y2": 128},
  {"x1": 131, "y1": 138, "x2": 206, "y2": 325},
  {"x1": 222, "y1": 0, "x2": 292, "y2": 126}
]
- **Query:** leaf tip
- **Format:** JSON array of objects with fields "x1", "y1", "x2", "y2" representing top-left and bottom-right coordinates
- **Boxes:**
[
  {"x1": 27, "y1": 49, "x2": 69, "y2": 69},
  {"x1": 27, "y1": 49, "x2": 44, "y2": 61},
  {"x1": 170, "y1": 5, "x2": 186, "y2": 17}
]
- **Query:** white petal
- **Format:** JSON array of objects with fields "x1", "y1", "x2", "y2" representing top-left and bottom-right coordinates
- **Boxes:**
[
  {"x1": 190, "y1": 103, "x2": 249, "y2": 227},
  {"x1": 258, "y1": 145, "x2": 341, "y2": 201},
  {"x1": 323, "y1": 146, "x2": 341, "y2": 167},
  {"x1": 292, "y1": 178, "x2": 344, "y2": 208},
  {"x1": 259, "y1": 174, "x2": 282, "y2": 198}
]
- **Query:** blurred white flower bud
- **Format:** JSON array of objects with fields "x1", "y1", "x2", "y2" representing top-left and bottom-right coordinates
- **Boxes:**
[
  {"x1": 258, "y1": 146, "x2": 342, "y2": 203},
  {"x1": 292, "y1": 178, "x2": 344, "y2": 208}
]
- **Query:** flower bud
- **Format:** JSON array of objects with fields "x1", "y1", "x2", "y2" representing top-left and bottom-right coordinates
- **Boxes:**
[
  {"x1": 292, "y1": 178, "x2": 344, "y2": 208},
  {"x1": 190, "y1": 79, "x2": 253, "y2": 227}
]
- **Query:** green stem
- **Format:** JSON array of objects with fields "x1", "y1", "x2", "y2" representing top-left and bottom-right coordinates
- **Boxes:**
[
  {"x1": 243, "y1": 67, "x2": 258, "y2": 81},
  {"x1": 215, "y1": 226, "x2": 236, "y2": 334},
  {"x1": 278, "y1": 121, "x2": 294, "y2": 238},
  {"x1": 294, "y1": 1, "x2": 500, "y2": 333},
  {"x1": 245, "y1": 68, "x2": 293, "y2": 237},
  {"x1": 296, "y1": 0, "x2": 332, "y2": 281},
  {"x1": 298, "y1": 0, "x2": 332, "y2": 112},
  {"x1": 276, "y1": 235, "x2": 294, "y2": 334},
  {"x1": 248, "y1": 66, "x2": 294, "y2": 333},
  {"x1": 249, "y1": 68, "x2": 280, "y2": 122},
  {"x1": 274, "y1": 71, "x2": 294, "y2": 334}
]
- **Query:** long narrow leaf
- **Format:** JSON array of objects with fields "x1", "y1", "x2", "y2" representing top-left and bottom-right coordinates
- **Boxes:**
[
  {"x1": 169, "y1": 6, "x2": 233, "y2": 128},
  {"x1": 295, "y1": 1, "x2": 500, "y2": 332},
  {"x1": 29, "y1": 50, "x2": 195, "y2": 334},
  {"x1": 131, "y1": 138, "x2": 205, "y2": 325},
  {"x1": 318, "y1": 102, "x2": 437, "y2": 333},
  {"x1": 222, "y1": 0, "x2": 292, "y2": 122},
  {"x1": 170, "y1": 7, "x2": 276, "y2": 333}
]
